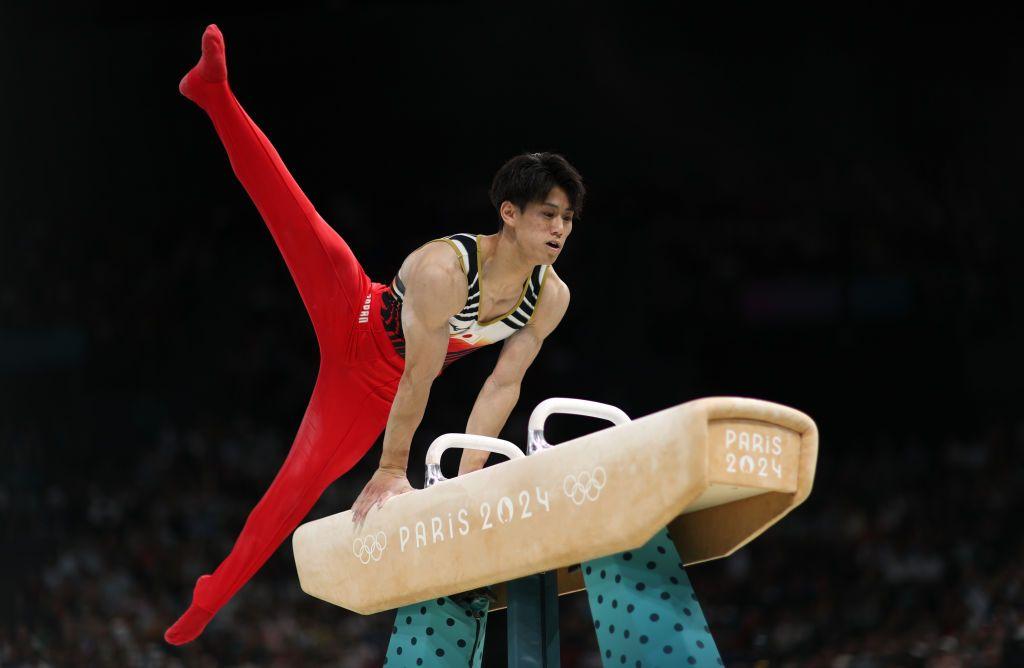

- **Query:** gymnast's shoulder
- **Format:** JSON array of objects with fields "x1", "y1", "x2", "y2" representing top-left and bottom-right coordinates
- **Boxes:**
[{"x1": 531, "y1": 267, "x2": 570, "y2": 333}]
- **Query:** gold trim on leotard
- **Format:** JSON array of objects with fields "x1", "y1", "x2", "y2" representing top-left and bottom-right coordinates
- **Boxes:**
[{"x1": 393, "y1": 238, "x2": 467, "y2": 294}]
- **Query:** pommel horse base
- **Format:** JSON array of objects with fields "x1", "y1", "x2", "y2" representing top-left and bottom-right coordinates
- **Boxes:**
[{"x1": 293, "y1": 396, "x2": 818, "y2": 665}]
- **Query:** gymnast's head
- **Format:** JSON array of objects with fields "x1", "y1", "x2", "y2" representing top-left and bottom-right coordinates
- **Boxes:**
[{"x1": 490, "y1": 152, "x2": 585, "y2": 264}]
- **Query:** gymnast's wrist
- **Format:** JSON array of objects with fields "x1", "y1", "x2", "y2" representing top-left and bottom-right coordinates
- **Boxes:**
[{"x1": 378, "y1": 462, "x2": 407, "y2": 475}]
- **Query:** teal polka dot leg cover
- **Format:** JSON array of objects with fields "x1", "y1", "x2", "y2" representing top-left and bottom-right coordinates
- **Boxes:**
[
  {"x1": 384, "y1": 594, "x2": 490, "y2": 667},
  {"x1": 582, "y1": 527, "x2": 723, "y2": 667}
]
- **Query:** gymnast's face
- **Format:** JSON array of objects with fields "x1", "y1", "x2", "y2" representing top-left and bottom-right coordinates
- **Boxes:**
[{"x1": 502, "y1": 186, "x2": 574, "y2": 264}]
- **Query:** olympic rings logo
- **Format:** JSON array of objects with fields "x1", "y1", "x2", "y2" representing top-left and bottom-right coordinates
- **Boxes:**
[
  {"x1": 352, "y1": 532, "x2": 387, "y2": 565},
  {"x1": 563, "y1": 467, "x2": 607, "y2": 506}
]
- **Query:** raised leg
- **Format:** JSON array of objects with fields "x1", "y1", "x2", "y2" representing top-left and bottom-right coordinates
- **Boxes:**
[{"x1": 179, "y1": 24, "x2": 368, "y2": 344}]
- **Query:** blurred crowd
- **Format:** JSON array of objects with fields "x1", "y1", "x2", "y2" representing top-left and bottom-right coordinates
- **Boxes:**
[{"x1": 3, "y1": 412, "x2": 1023, "y2": 667}]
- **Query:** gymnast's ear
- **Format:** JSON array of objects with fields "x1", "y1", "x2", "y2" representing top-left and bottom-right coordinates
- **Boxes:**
[{"x1": 499, "y1": 200, "x2": 521, "y2": 228}]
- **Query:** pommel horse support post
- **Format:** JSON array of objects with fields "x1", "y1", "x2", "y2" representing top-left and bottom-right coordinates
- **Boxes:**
[{"x1": 293, "y1": 396, "x2": 818, "y2": 661}]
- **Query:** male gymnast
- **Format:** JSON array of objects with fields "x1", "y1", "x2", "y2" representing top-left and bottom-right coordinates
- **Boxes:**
[{"x1": 165, "y1": 24, "x2": 580, "y2": 645}]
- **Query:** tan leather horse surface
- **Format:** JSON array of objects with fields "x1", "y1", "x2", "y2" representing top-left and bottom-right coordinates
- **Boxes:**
[{"x1": 292, "y1": 396, "x2": 818, "y2": 614}]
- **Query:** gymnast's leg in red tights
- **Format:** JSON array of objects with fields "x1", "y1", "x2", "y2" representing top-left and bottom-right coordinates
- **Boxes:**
[{"x1": 164, "y1": 24, "x2": 401, "y2": 645}]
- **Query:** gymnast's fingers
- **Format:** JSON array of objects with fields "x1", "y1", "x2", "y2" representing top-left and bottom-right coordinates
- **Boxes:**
[
  {"x1": 352, "y1": 492, "x2": 369, "y2": 528},
  {"x1": 355, "y1": 503, "x2": 370, "y2": 530},
  {"x1": 353, "y1": 485, "x2": 382, "y2": 529}
]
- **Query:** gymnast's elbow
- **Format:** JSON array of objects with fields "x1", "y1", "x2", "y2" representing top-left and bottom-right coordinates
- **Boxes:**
[
  {"x1": 484, "y1": 375, "x2": 521, "y2": 399},
  {"x1": 398, "y1": 365, "x2": 434, "y2": 391},
  {"x1": 398, "y1": 336, "x2": 449, "y2": 392}
]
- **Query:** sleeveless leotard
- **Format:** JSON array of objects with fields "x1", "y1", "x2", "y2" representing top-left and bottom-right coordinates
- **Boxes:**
[{"x1": 380, "y1": 233, "x2": 549, "y2": 368}]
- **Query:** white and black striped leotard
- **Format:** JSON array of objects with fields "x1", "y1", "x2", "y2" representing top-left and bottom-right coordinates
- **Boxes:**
[{"x1": 380, "y1": 233, "x2": 549, "y2": 368}]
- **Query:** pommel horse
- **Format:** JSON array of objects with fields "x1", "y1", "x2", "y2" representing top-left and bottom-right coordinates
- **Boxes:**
[{"x1": 293, "y1": 397, "x2": 818, "y2": 666}]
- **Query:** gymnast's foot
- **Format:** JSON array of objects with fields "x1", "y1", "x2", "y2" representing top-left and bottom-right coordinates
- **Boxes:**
[
  {"x1": 164, "y1": 575, "x2": 216, "y2": 645},
  {"x1": 179, "y1": 24, "x2": 228, "y2": 108}
]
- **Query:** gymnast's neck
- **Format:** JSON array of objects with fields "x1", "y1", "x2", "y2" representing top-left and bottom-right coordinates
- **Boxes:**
[{"x1": 478, "y1": 230, "x2": 538, "y2": 293}]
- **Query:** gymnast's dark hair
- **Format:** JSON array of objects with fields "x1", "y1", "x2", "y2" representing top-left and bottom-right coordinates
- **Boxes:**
[{"x1": 489, "y1": 152, "x2": 585, "y2": 227}]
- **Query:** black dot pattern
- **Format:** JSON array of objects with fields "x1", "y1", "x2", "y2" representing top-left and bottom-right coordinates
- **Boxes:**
[
  {"x1": 580, "y1": 526, "x2": 722, "y2": 665},
  {"x1": 385, "y1": 594, "x2": 489, "y2": 666}
]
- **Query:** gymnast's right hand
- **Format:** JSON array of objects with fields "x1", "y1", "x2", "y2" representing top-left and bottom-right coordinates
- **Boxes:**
[{"x1": 351, "y1": 466, "x2": 414, "y2": 531}]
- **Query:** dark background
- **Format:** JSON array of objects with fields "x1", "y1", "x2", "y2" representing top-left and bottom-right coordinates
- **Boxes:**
[{"x1": 3, "y1": 3, "x2": 1023, "y2": 666}]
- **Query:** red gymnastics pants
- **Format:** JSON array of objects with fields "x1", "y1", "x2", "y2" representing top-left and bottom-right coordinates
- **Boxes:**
[{"x1": 165, "y1": 25, "x2": 405, "y2": 645}]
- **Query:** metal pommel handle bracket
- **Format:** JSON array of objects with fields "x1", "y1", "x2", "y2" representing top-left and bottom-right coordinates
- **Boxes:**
[
  {"x1": 424, "y1": 433, "x2": 524, "y2": 488},
  {"x1": 527, "y1": 398, "x2": 631, "y2": 455}
]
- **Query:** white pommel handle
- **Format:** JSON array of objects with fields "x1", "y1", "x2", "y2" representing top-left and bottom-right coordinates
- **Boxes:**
[
  {"x1": 527, "y1": 398, "x2": 631, "y2": 455},
  {"x1": 423, "y1": 433, "x2": 524, "y2": 488}
]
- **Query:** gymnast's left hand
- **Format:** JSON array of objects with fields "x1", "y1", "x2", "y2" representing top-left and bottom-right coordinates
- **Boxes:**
[{"x1": 351, "y1": 466, "x2": 414, "y2": 531}]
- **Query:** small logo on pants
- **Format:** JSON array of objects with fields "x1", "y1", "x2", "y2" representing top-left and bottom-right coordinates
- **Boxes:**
[{"x1": 358, "y1": 293, "x2": 372, "y2": 323}]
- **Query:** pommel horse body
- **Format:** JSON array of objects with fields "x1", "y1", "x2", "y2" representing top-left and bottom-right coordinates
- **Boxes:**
[{"x1": 293, "y1": 397, "x2": 818, "y2": 665}]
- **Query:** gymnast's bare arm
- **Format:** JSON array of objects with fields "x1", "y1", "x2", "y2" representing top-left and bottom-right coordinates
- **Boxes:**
[
  {"x1": 351, "y1": 243, "x2": 466, "y2": 529},
  {"x1": 458, "y1": 270, "x2": 571, "y2": 475}
]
